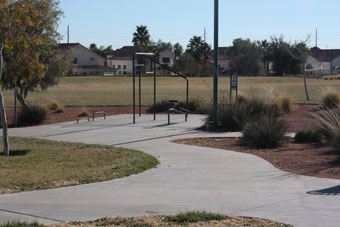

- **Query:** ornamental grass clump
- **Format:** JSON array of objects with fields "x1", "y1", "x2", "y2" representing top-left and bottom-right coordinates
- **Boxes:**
[
  {"x1": 314, "y1": 107, "x2": 340, "y2": 151},
  {"x1": 240, "y1": 115, "x2": 288, "y2": 149},
  {"x1": 321, "y1": 90, "x2": 340, "y2": 109},
  {"x1": 47, "y1": 100, "x2": 64, "y2": 113}
]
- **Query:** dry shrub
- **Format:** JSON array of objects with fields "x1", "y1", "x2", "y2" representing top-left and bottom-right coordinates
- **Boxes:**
[
  {"x1": 47, "y1": 100, "x2": 64, "y2": 113},
  {"x1": 78, "y1": 108, "x2": 89, "y2": 117},
  {"x1": 321, "y1": 89, "x2": 340, "y2": 109},
  {"x1": 314, "y1": 107, "x2": 340, "y2": 151}
]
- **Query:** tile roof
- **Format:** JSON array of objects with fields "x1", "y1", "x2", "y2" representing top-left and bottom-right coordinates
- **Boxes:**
[
  {"x1": 107, "y1": 46, "x2": 138, "y2": 60},
  {"x1": 310, "y1": 47, "x2": 340, "y2": 62}
]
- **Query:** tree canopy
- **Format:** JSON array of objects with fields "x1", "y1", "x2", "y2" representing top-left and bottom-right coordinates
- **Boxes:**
[
  {"x1": 227, "y1": 38, "x2": 263, "y2": 76},
  {"x1": 89, "y1": 43, "x2": 113, "y2": 57},
  {"x1": 132, "y1": 25, "x2": 151, "y2": 50},
  {"x1": 0, "y1": 0, "x2": 71, "y2": 107}
]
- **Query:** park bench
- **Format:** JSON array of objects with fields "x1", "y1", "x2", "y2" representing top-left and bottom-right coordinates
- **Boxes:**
[
  {"x1": 92, "y1": 111, "x2": 106, "y2": 121},
  {"x1": 168, "y1": 100, "x2": 190, "y2": 125}
]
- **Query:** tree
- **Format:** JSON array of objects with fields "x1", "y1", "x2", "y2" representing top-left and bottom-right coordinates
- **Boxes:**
[
  {"x1": 132, "y1": 25, "x2": 151, "y2": 50},
  {"x1": 257, "y1": 39, "x2": 271, "y2": 75},
  {"x1": 1, "y1": 0, "x2": 70, "y2": 108},
  {"x1": 268, "y1": 36, "x2": 309, "y2": 76},
  {"x1": 89, "y1": 43, "x2": 113, "y2": 57},
  {"x1": 227, "y1": 38, "x2": 263, "y2": 76},
  {"x1": 187, "y1": 36, "x2": 212, "y2": 73},
  {"x1": 174, "y1": 43, "x2": 183, "y2": 61}
]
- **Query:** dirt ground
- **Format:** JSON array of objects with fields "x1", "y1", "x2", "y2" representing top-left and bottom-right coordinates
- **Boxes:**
[{"x1": 6, "y1": 104, "x2": 317, "y2": 130}]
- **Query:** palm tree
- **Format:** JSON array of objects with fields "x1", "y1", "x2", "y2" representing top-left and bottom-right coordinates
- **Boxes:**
[{"x1": 132, "y1": 25, "x2": 151, "y2": 50}]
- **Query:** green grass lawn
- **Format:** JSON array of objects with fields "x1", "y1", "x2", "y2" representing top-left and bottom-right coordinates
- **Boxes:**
[
  {"x1": 0, "y1": 137, "x2": 158, "y2": 194},
  {"x1": 4, "y1": 76, "x2": 340, "y2": 107}
]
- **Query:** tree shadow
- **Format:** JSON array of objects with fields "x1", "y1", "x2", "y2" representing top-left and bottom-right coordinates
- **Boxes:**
[
  {"x1": 307, "y1": 185, "x2": 340, "y2": 196},
  {"x1": 0, "y1": 149, "x2": 31, "y2": 156}
]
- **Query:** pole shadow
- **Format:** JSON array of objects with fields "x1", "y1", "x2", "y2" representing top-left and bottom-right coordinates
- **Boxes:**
[{"x1": 307, "y1": 185, "x2": 340, "y2": 196}]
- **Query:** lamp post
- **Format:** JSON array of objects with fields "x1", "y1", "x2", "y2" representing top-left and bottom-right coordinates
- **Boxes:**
[{"x1": 213, "y1": 0, "x2": 219, "y2": 126}]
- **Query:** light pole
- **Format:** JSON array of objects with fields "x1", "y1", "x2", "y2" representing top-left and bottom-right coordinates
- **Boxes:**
[{"x1": 213, "y1": 0, "x2": 219, "y2": 126}]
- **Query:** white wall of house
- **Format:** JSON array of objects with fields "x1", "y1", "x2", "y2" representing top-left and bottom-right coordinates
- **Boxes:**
[
  {"x1": 305, "y1": 56, "x2": 330, "y2": 72},
  {"x1": 332, "y1": 56, "x2": 340, "y2": 71},
  {"x1": 159, "y1": 49, "x2": 174, "y2": 66},
  {"x1": 107, "y1": 60, "x2": 133, "y2": 75},
  {"x1": 73, "y1": 45, "x2": 106, "y2": 67}
]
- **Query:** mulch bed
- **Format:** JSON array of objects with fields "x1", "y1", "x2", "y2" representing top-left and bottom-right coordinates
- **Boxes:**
[
  {"x1": 174, "y1": 137, "x2": 340, "y2": 180},
  {"x1": 5, "y1": 103, "x2": 319, "y2": 129},
  {"x1": 5, "y1": 106, "x2": 149, "y2": 127}
]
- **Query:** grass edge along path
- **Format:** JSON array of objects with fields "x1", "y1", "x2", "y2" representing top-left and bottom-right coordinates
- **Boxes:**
[
  {"x1": 1, "y1": 211, "x2": 293, "y2": 227},
  {"x1": 0, "y1": 137, "x2": 158, "y2": 194}
]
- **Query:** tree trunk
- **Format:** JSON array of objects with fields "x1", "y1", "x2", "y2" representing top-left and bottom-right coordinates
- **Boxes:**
[
  {"x1": 0, "y1": 43, "x2": 9, "y2": 156},
  {"x1": 17, "y1": 83, "x2": 27, "y2": 108},
  {"x1": 303, "y1": 74, "x2": 310, "y2": 101}
]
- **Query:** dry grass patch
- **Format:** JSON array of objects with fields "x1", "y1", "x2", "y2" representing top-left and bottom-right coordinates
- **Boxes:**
[
  {"x1": 49, "y1": 212, "x2": 292, "y2": 227},
  {"x1": 0, "y1": 137, "x2": 158, "y2": 194}
]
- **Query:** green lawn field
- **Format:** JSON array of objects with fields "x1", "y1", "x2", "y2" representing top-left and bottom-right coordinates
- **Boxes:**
[{"x1": 4, "y1": 76, "x2": 340, "y2": 107}]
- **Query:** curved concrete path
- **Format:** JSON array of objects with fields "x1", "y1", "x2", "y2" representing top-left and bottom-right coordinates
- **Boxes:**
[{"x1": 1, "y1": 114, "x2": 340, "y2": 227}]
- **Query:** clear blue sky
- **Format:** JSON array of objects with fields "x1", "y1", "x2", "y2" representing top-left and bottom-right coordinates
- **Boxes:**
[{"x1": 58, "y1": 0, "x2": 340, "y2": 50}]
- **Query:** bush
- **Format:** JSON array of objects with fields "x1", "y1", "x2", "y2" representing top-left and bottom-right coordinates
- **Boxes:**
[
  {"x1": 78, "y1": 109, "x2": 90, "y2": 117},
  {"x1": 236, "y1": 93, "x2": 248, "y2": 104},
  {"x1": 279, "y1": 95, "x2": 293, "y2": 113},
  {"x1": 18, "y1": 105, "x2": 47, "y2": 126},
  {"x1": 206, "y1": 98, "x2": 272, "y2": 131},
  {"x1": 240, "y1": 116, "x2": 288, "y2": 149},
  {"x1": 321, "y1": 90, "x2": 340, "y2": 109},
  {"x1": 294, "y1": 129, "x2": 322, "y2": 143},
  {"x1": 314, "y1": 108, "x2": 340, "y2": 151},
  {"x1": 147, "y1": 100, "x2": 168, "y2": 113},
  {"x1": 165, "y1": 211, "x2": 225, "y2": 224},
  {"x1": 47, "y1": 100, "x2": 64, "y2": 113}
]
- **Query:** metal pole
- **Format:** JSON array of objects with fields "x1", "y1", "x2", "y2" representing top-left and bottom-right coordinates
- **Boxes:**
[
  {"x1": 139, "y1": 64, "x2": 141, "y2": 117},
  {"x1": 14, "y1": 84, "x2": 17, "y2": 127},
  {"x1": 133, "y1": 54, "x2": 136, "y2": 124},
  {"x1": 213, "y1": 0, "x2": 219, "y2": 125},
  {"x1": 186, "y1": 78, "x2": 189, "y2": 122},
  {"x1": 154, "y1": 55, "x2": 156, "y2": 120}
]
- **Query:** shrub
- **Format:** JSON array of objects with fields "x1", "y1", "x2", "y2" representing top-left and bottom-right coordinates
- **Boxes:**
[
  {"x1": 47, "y1": 100, "x2": 64, "y2": 113},
  {"x1": 78, "y1": 109, "x2": 90, "y2": 117},
  {"x1": 205, "y1": 98, "x2": 274, "y2": 132},
  {"x1": 147, "y1": 101, "x2": 168, "y2": 113},
  {"x1": 321, "y1": 90, "x2": 340, "y2": 109},
  {"x1": 279, "y1": 95, "x2": 293, "y2": 114},
  {"x1": 236, "y1": 93, "x2": 248, "y2": 104},
  {"x1": 18, "y1": 105, "x2": 47, "y2": 126},
  {"x1": 0, "y1": 221, "x2": 43, "y2": 227},
  {"x1": 313, "y1": 108, "x2": 340, "y2": 151},
  {"x1": 165, "y1": 211, "x2": 225, "y2": 224},
  {"x1": 294, "y1": 129, "x2": 322, "y2": 143},
  {"x1": 240, "y1": 116, "x2": 288, "y2": 149}
]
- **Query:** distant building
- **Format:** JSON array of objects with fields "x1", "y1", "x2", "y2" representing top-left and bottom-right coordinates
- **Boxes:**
[
  {"x1": 57, "y1": 43, "x2": 114, "y2": 75},
  {"x1": 208, "y1": 47, "x2": 230, "y2": 73},
  {"x1": 305, "y1": 47, "x2": 340, "y2": 75},
  {"x1": 107, "y1": 46, "x2": 174, "y2": 76}
]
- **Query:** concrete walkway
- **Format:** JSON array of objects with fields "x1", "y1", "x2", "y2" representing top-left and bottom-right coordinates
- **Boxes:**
[{"x1": 1, "y1": 114, "x2": 340, "y2": 227}]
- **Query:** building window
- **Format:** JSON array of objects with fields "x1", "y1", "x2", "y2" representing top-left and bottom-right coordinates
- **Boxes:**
[
  {"x1": 123, "y1": 71, "x2": 127, "y2": 75},
  {"x1": 118, "y1": 71, "x2": 121, "y2": 75},
  {"x1": 90, "y1": 58, "x2": 95, "y2": 61},
  {"x1": 118, "y1": 65, "x2": 121, "y2": 69},
  {"x1": 73, "y1": 58, "x2": 77, "y2": 64},
  {"x1": 112, "y1": 65, "x2": 115, "y2": 69},
  {"x1": 162, "y1": 57, "x2": 170, "y2": 64},
  {"x1": 123, "y1": 65, "x2": 127, "y2": 70}
]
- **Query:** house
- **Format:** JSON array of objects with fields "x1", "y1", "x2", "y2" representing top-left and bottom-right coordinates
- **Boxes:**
[
  {"x1": 57, "y1": 43, "x2": 115, "y2": 75},
  {"x1": 208, "y1": 47, "x2": 230, "y2": 73},
  {"x1": 107, "y1": 46, "x2": 135, "y2": 76},
  {"x1": 107, "y1": 46, "x2": 175, "y2": 76},
  {"x1": 305, "y1": 47, "x2": 340, "y2": 75}
]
